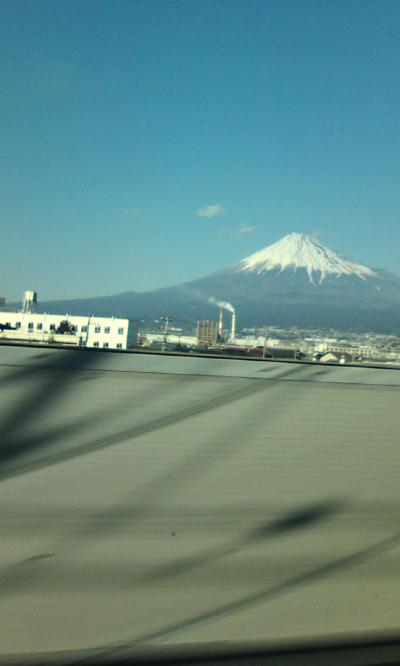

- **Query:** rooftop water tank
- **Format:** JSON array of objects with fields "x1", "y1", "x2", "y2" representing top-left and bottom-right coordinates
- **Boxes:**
[{"x1": 22, "y1": 291, "x2": 38, "y2": 313}]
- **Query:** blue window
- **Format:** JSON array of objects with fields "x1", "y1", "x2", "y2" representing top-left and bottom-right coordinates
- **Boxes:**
[
  {"x1": 93, "y1": 341, "x2": 99, "y2": 347},
  {"x1": 95, "y1": 326, "x2": 101, "y2": 333},
  {"x1": 49, "y1": 324, "x2": 56, "y2": 331},
  {"x1": 103, "y1": 342, "x2": 109, "y2": 348},
  {"x1": 118, "y1": 327, "x2": 124, "y2": 334},
  {"x1": 81, "y1": 325, "x2": 88, "y2": 332},
  {"x1": 28, "y1": 322, "x2": 34, "y2": 331},
  {"x1": 105, "y1": 326, "x2": 110, "y2": 334},
  {"x1": 15, "y1": 322, "x2": 21, "y2": 328},
  {"x1": 116, "y1": 343, "x2": 122, "y2": 349},
  {"x1": 37, "y1": 323, "x2": 43, "y2": 330}
]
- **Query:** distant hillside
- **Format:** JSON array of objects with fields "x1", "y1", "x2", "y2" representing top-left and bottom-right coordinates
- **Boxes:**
[{"x1": 31, "y1": 233, "x2": 400, "y2": 332}]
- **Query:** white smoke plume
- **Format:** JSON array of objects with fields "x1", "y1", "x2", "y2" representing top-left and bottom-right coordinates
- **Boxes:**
[{"x1": 209, "y1": 297, "x2": 235, "y2": 313}]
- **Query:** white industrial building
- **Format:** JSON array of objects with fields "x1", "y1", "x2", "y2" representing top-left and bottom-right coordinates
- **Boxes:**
[
  {"x1": 141, "y1": 333, "x2": 198, "y2": 347},
  {"x1": 0, "y1": 291, "x2": 129, "y2": 350}
]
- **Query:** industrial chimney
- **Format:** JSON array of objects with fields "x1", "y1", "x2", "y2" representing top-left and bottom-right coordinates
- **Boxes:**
[
  {"x1": 230, "y1": 309, "x2": 236, "y2": 341},
  {"x1": 218, "y1": 308, "x2": 224, "y2": 335}
]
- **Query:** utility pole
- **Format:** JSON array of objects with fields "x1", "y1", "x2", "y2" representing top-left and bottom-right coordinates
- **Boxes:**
[
  {"x1": 161, "y1": 315, "x2": 173, "y2": 351},
  {"x1": 85, "y1": 315, "x2": 91, "y2": 348}
]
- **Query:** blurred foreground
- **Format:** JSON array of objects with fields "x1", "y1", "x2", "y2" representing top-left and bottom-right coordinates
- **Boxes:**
[{"x1": 0, "y1": 346, "x2": 400, "y2": 661}]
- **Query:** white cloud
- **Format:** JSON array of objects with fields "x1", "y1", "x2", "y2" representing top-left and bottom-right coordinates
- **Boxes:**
[
  {"x1": 310, "y1": 228, "x2": 323, "y2": 239},
  {"x1": 217, "y1": 224, "x2": 256, "y2": 237},
  {"x1": 236, "y1": 224, "x2": 255, "y2": 235},
  {"x1": 195, "y1": 203, "x2": 226, "y2": 219},
  {"x1": 122, "y1": 206, "x2": 143, "y2": 218}
]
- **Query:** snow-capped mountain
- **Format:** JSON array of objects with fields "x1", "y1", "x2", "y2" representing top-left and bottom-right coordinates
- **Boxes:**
[
  {"x1": 237, "y1": 233, "x2": 376, "y2": 284},
  {"x1": 37, "y1": 233, "x2": 400, "y2": 332}
]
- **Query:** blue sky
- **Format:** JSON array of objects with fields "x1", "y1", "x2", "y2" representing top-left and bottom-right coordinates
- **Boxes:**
[{"x1": 1, "y1": 0, "x2": 400, "y2": 300}]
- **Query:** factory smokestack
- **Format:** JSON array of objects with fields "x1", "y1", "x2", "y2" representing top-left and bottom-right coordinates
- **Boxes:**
[
  {"x1": 218, "y1": 308, "x2": 224, "y2": 335},
  {"x1": 208, "y1": 297, "x2": 236, "y2": 340},
  {"x1": 231, "y1": 309, "x2": 236, "y2": 341}
]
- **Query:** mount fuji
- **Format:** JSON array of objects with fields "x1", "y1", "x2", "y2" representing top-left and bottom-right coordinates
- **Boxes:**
[
  {"x1": 39, "y1": 233, "x2": 400, "y2": 332},
  {"x1": 237, "y1": 233, "x2": 376, "y2": 284}
]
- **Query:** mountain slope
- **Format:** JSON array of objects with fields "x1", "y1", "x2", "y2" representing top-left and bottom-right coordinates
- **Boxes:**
[
  {"x1": 236, "y1": 232, "x2": 376, "y2": 283},
  {"x1": 36, "y1": 234, "x2": 400, "y2": 332}
]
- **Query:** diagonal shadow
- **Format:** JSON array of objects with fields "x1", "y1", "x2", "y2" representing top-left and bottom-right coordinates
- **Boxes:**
[
  {"x1": 0, "y1": 364, "x2": 309, "y2": 597},
  {"x1": 0, "y1": 351, "x2": 222, "y2": 479},
  {"x1": 0, "y1": 350, "x2": 98, "y2": 468},
  {"x1": 141, "y1": 500, "x2": 344, "y2": 582},
  {"x1": 0, "y1": 500, "x2": 343, "y2": 597},
  {"x1": 95, "y1": 530, "x2": 400, "y2": 658},
  {"x1": 63, "y1": 364, "x2": 307, "y2": 544},
  {"x1": 0, "y1": 355, "x2": 309, "y2": 598}
]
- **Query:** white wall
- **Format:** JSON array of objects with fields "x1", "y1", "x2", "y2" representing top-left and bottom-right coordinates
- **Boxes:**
[{"x1": 0, "y1": 311, "x2": 129, "y2": 350}]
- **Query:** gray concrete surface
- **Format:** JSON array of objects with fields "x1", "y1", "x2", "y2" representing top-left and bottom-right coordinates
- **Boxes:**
[{"x1": 0, "y1": 345, "x2": 399, "y2": 658}]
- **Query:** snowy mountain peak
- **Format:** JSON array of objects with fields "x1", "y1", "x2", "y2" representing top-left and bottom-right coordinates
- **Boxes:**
[{"x1": 237, "y1": 233, "x2": 376, "y2": 284}]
